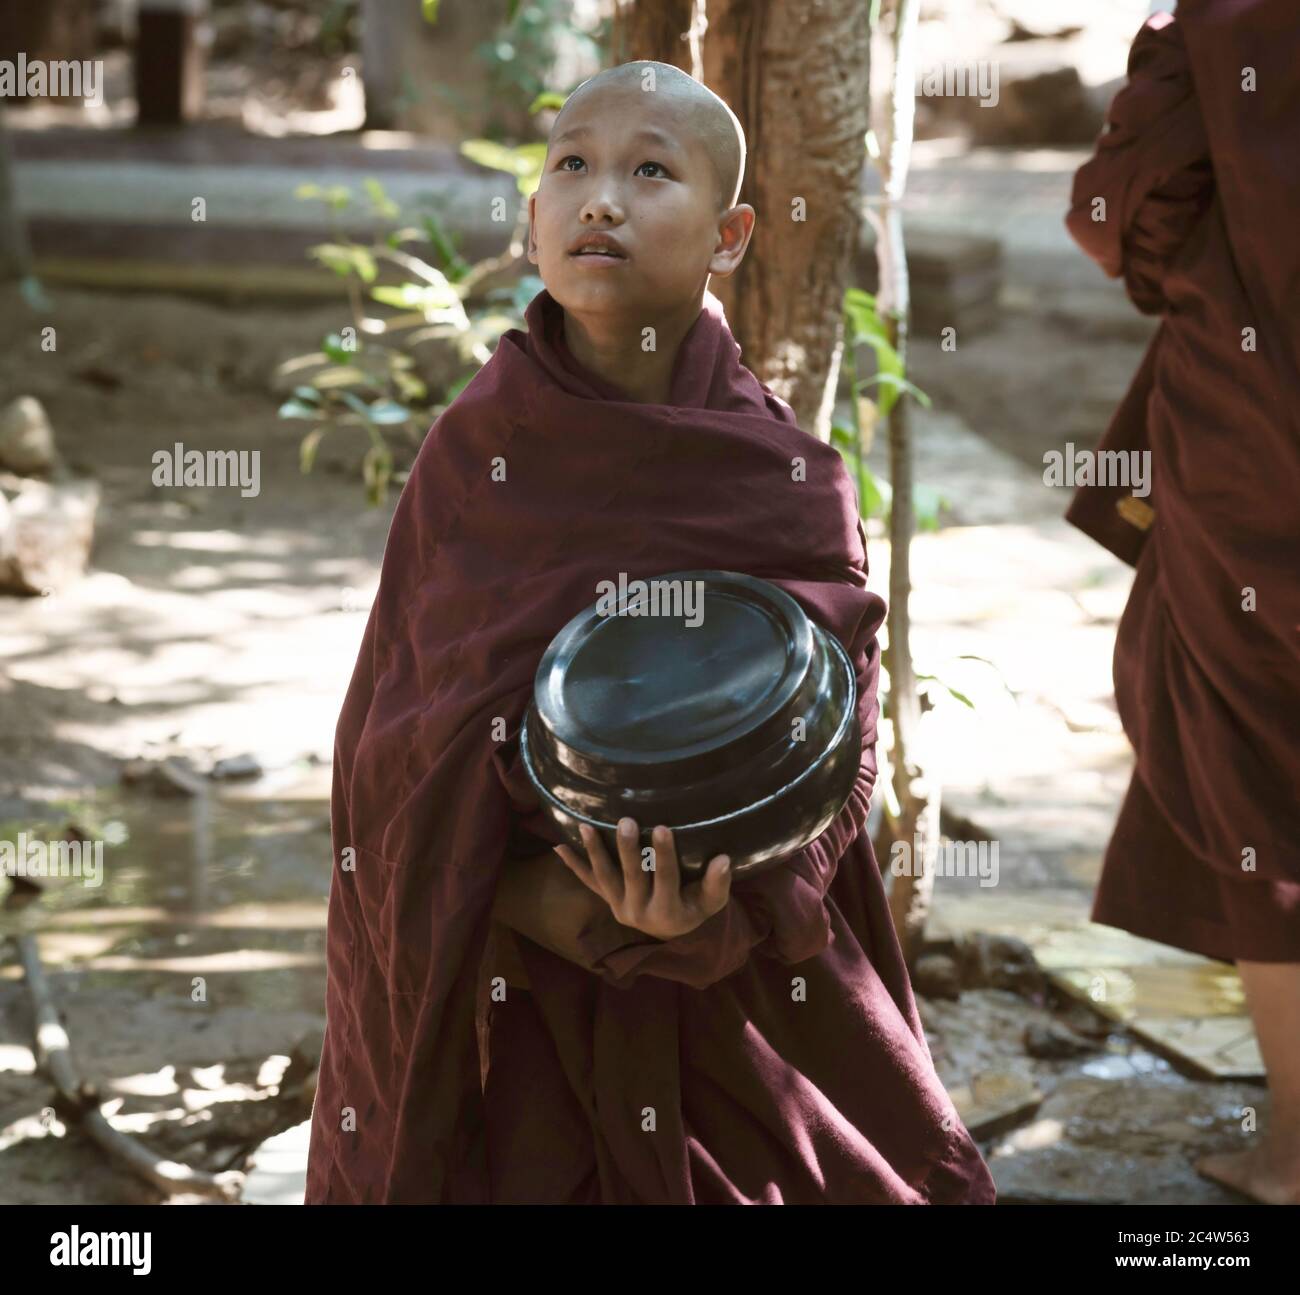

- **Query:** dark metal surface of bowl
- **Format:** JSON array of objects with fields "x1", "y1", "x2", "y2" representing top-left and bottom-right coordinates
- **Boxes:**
[{"x1": 520, "y1": 570, "x2": 860, "y2": 880}]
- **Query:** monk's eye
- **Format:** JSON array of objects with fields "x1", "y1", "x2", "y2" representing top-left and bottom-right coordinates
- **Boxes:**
[
  {"x1": 557, "y1": 155, "x2": 584, "y2": 172},
  {"x1": 636, "y1": 161, "x2": 669, "y2": 179}
]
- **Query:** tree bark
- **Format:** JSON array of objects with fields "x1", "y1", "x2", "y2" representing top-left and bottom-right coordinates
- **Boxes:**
[
  {"x1": 609, "y1": 0, "x2": 868, "y2": 441},
  {"x1": 704, "y1": 0, "x2": 869, "y2": 439},
  {"x1": 361, "y1": 0, "x2": 527, "y2": 140},
  {"x1": 0, "y1": 0, "x2": 96, "y2": 87},
  {"x1": 608, "y1": 0, "x2": 698, "y2": 72},
  {"x1": 0, "y1": 104, "x2": 33, "y2": 282},
  {"x1": 868, "y1": 0, "x2": 936, "y2": 969}
]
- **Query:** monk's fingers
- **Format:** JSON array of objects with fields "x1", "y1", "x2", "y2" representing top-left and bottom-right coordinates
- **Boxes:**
[
  {"x1": 692, "y1": 853, "x2": 733, "y2": 916},
  {"x1": 578, "y1": 823, "x2": 624, "y2": 898},
  {"x1": 554, "y1": 844, "x2": 605, "y2": 898},
  {"x1": 614, "y1": 817, "x2": 653, "y2": 906},
  {"x1": 645, "y1": 825, "x2": 681, "y2": 907}
]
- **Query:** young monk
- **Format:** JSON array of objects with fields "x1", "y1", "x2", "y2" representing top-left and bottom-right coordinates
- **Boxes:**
[
  {"x1": 304, "y1": 59, "x2": 996, "y2": 1205},
  {"x1": 1064, "y1": 3, "x2": 1300, "y2": 1205}
]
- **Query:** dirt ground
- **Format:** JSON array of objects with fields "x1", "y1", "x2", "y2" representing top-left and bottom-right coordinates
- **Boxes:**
[
  {"x1": 0, "y1": 284, "x2": 398, "y2": 1203},
  {"x1": 0, "y1": 285, "x2": 403, "y2": 792},
  {"x1": 0, "y1": 276, "x2": 1152, "y2": 800},
  {"x1": 4, "y1": 270, "x2": 1241, "y2": 1206}
]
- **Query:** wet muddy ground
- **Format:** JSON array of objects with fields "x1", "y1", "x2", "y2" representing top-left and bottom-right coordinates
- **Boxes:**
[{"x1": 0, "y1": 788, "x2": 328, "y2": 1203}]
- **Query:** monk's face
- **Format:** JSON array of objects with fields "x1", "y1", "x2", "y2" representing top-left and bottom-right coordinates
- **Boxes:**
[{"x1": 528, "y1": 84, "x2": 747, "y2": 322}]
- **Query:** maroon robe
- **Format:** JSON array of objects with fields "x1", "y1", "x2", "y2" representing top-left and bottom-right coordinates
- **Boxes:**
[
  {"x1": 304, "y1": 283, "x2": 996, "y2": 1204},
  {"x1": 1064, "y1": 2, "x2": 1300, "y2": 962}
]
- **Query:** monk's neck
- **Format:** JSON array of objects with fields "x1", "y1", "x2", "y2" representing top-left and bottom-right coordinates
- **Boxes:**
[{"x1": 561, "y1": 301, "x2": 702, "y2": 405}]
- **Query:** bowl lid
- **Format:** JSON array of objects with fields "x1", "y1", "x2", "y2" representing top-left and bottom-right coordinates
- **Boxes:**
[{"x1": 533, "y1": 570, "x2": 815, "y2": 769}]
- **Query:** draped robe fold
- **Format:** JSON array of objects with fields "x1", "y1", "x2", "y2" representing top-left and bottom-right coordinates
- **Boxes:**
[
  {"x1": 1064, "y1": 3, "x2": 1300, "y2": 961},
  {"x1": 304, "y1": 284, "x2": 997, "y2": 1204}
]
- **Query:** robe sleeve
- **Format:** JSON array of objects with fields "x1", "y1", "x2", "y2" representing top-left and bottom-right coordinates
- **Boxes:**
[
  {"x1": 1064, "y1": 12, "x2": 1213, "y2": 315},
  {"x1": 573, "y1": 633, "x2": 880, "y2": 992}
]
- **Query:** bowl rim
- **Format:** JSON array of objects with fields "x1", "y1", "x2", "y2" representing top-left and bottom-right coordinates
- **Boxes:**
[
  {"x1": 533, "y1": 569, "x2": 816, "y2": 768},
  {"x1": 520, "y1": 629, "x2": 858, "y2": 836}
]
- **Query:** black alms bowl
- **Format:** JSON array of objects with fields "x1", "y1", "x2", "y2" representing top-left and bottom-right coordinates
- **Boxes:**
[{"x1": 519, "y1": 570, "x2": 860, "y2": 880}]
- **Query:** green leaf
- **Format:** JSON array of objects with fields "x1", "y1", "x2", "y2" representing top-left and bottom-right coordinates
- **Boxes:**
[
  {"x1": 18, "y1": 276, "x2": 52, "y2": 311},
  {"x1": 445, "y1": 372, "x2": 476, "y2": 404},
  {"x1": 374, "y1": 247, "x2": 460, "y2": 290},
  {"x1": 955, "y1": 654, "x2": 1018, "y2": 699},
  {"x1": 843, "y1": 287, "x2": 884, "y2": 342},
  {"x1": 843, "y1": 286, "x2": 915, "y2": 415},
  {"x1": 916, "y1": 673, "x2": 975, "y2": 709},
  {"x1": 339, "y1": 390, "x2": 375, "y2": 420},
  {"x1": 370, "y1": 284, "x2": 420, "y2": 310},
  {"x1": 278, "y1": 398, "x2": 321, "y2": 421},
  {"x1": 291, "y1": 385, "x2": 322, "y2": 404},
  {"x1": 369, "y1": 281, "x2": 460, "y2": 314},
  {"x1": 459, "y1": 139, "x2": 547, "y2": 196},
  {"x1": 313, "y1": 366, "x2": 375, "y2": 390},
  {"x1": 363, "y1": 443, "x2": 394, "y2": 506},
  {"x1": 296, "y1": 183, "x2": 352, "y2": 210},
  {"x1": 861, "y1": 466, "x2": 890, "y2": 520},
  {"x1": 364, "y1": 177, "x2": 400, "y2": 220},
  {"x1": 858, "y1": 347, "x2": 904, "y2": 416},
  {"x1": 856, "y1": 370, "x2": 932, "y2": 411},
  {"x1": 913, "y1": 483, "x2": 948, "y2": 532},
  {"x1": 422, "y1": 0, "x2": 440, "y2": 23},
  {"x1": 321, "y1": 333, "x2": 359, "y2": 364},
  {"x1": 419, "y1": 211, "x2": 470, "y2": 280},
  {"x1": 300, "y1": 427, "x2": 326, "y2": 473},
  {"x1": 366, "y1": 401, "x2": 412, "y2": 426},
  {"x1": 529, "y1": 91, "x2": 567, "y2": 114},
  {"x1": 851, "y1": 313, "x2": 899, "y2": 359},
  {"x1": 393, "y1": 370, "x2": 428, "y2": 402},
  {"x1": 309, "y1": 243, "x2": 377, "y2": 283},
  {"x1": 387, "y1": 224, "x2": 426, "y2": 246}
]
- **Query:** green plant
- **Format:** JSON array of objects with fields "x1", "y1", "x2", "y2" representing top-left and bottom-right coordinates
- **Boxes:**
[
  {"x1": 277, "y1": 169, "x2": 542, "y2": 504},
  {"x1": 474, "y1": 0, "x2": 598, "y2": 131},
  {"x1": 832, "y1": 287, "x2": 945, "y2": 531},
  {"x1": 834, "y1": 283, "x2": 976, "y2": 723},
  {"x1": 422, "y1": 0, "x2": 602, "y2": 143}
]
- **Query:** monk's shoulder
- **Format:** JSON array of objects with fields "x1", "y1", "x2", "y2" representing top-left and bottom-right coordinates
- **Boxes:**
[{"x1": 423, "y1": 350, "x2": 524, "y2": 445}]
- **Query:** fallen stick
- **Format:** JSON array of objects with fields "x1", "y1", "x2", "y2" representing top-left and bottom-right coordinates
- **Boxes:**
[{"x1": 13, "y1": 932, "x2": 244, "y2": 1202}]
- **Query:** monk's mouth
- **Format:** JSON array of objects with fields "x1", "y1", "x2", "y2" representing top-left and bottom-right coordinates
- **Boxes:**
[{"x1": 569, "y1": 250, "x2": 628, "y2": 266}]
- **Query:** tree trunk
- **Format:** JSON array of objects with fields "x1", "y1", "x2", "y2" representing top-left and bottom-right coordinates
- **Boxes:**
[
  {"x1": 608, "y1": 0, "x2": 698, "y2": 72},
  {"x1": 361, "y1": 0, "x2": 527, "y2": 141},
  {"x1": 869, "y1": 0, "x2": 935, "y2": 970},
  {"x1": 0, "y1": 0, "x2": 96, "y2": 92},
  {"x1": 703, "y1": 0, "x2": 869, "y2": 439},
  {"x1": 0, "y1": 103, "x2": 33, "y2": 282},
  {"x1": 610, "y1": 0, "x2": 868, "y2": 441}
]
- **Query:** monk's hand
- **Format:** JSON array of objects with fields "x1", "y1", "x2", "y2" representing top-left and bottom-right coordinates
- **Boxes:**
[{"x1": 555, "y1": 818, "x2": 732, "y2": 940}]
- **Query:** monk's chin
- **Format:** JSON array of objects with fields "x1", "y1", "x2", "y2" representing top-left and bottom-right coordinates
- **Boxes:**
[{"x1": 551, "y1": 280, "x2": 652, "y2": 316}]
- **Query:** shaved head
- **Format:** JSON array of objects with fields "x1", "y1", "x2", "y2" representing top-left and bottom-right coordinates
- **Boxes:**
[{"x1": 552, "y1": 60, "x2": 746, "y2": 213}]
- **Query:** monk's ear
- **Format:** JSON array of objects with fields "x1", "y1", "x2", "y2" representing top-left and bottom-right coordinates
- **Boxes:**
[
  {"x1": 711, "y1": 204, "x2": 755, "y2": 277},
  {"x1": 526, "y1": 192, "x2": 539, "y2": 264}
]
